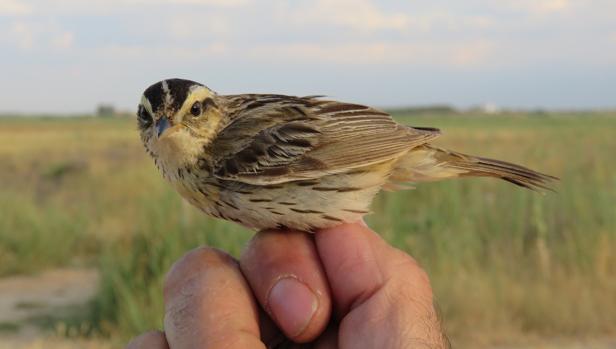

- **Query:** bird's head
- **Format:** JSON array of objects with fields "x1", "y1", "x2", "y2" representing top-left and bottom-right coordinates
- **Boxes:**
[{"x1": 138, "y1": 78, "x2": 224, "y2": 171}]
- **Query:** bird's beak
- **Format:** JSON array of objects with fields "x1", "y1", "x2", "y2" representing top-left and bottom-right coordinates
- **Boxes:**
[{"x1": 156, "y1": 117, "x2": 171, "y2": 138}]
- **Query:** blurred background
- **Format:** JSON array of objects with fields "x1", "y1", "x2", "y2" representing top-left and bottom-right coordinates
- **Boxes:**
[{"x1": 0, "y1": 1, "x2": 615, "y2": 348}]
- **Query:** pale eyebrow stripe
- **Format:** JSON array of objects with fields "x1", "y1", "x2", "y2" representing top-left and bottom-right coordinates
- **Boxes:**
[{"x1": 140, "y1": 95, "x2": 154, "y2": 115}]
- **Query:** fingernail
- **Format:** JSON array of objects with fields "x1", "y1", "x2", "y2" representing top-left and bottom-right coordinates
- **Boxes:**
[{"x1": 267, "y1": 276, "x2": 318, "y2": 337}]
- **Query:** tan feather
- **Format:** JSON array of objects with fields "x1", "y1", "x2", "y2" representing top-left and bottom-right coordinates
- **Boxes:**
[
  {"x1": 212, "y1": 96, "x2": 440, "y2": 185},
  {"x1": 390, "y1": 145, "x2": 557, "y2": 191}
]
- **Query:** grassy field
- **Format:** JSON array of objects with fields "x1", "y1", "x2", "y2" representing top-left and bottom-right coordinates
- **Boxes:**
[{"x1": 0, "y1": 112, "x2": 615, "y2": 347}]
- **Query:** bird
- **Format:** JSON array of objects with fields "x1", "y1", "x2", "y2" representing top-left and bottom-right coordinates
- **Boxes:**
[{"x1": 137, "y1": 78, "x2": 556, "y2": 231}]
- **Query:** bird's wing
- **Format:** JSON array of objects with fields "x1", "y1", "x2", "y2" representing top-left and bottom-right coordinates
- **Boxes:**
[{"x1": 210, "y1": 94, "x2": 440, "y2": 185}]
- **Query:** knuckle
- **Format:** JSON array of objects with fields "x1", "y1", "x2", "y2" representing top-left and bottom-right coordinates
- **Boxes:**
[
  {"x1": 411, "y1": 264, "x2": 432, "y2": 289},
  {"x1": 388, "y1": 248, "x2": 433, "y2": 293}
]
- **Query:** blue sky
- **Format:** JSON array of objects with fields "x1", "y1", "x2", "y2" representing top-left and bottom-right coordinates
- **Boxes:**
[{"x1": 1, "y1": 0, "x2": 615, "y2": 113}]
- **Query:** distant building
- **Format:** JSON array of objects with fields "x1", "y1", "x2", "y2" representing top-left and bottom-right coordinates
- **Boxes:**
[
  {"x1": 96, "y1": 104, "x2": 116, "y2": 117},
  {"x1": 478, "y1": 103, "x2": 501, "y2": 114}
]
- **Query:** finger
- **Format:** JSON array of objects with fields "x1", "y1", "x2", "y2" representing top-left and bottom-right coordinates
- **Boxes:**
[
  {"x1": 315, "y1": 222, "x2": 428, "y2": 315},
  {"x1": 315, "y1": 222, "x2": 444, "y2": 347},
  {"x1": 312, "y1": 324, "x2": 339, "y2": 349},
  {"x1": 125, "y1": 331, "x2": 169, "y2": 349},
  {"x1": 258, "y1": 306, "x2": 286, "y2": 347},
  {"x1": 240, "y1": 229, "x2": 332, "y2": 343},
  {"x1": 163, "y1": 247, "x2": 266, "y2": 349}
]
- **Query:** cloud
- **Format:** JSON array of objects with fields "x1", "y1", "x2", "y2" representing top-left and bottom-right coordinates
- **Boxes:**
[
  {"x1": 116, "y1": 0, "x2": 250, "y2": 6},
  {"x1": 1, "y1": 20, "x2": 74, "y2": 51},
  {"x1": 317, "y1": 0, "x2": 409, "y2": 31},
  {"x1": 280, "y1": 0, "x2": 410, "y2": 32},
  {"x1": 167, "y1": 13, "x2": 231, "y2": 40},
  {"x1": 146, "y1": 0, "x2": 250, "y2": 5},
  {"x1": 94, "y1": 42, "x2": 228, "y2": 61},
  {"x1": 276, "y1": 2, "x2": 500, "y2": 37},
  {"x1": 0, "y1": 0, "x2": 32, "y2": 15},
  {"x1": 50, "y1": 31, "x2": 74, "y2": 49},
  {"x1": 536, "y1": 0, "x2": 570, "y2": 13},
  {"x1": 403, "y1": 13, "x2": 496, "y2": 32},
  {"x1": 4, "y1": 22, "x2": 35, "y2": 49},
  {"x1": 1, "y1": 0, "x2": 250, "y2": 16},
  {"x1": 247, "y1": 40, "x2": 496, "y2": 67},
  {"x1": 499, "y1": 0, "x2": 571, "y2": 15},
  {"x1": 449, "y1": 41, "x2": 496, "y2": 67}
]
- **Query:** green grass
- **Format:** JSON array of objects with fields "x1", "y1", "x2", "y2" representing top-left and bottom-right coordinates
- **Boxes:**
[{"x1": 0, "y1": 113, "x2": 614, "y2": 347}]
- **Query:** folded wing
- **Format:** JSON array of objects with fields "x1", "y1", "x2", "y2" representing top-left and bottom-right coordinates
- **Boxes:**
[{"x1": 210, "y1": 95, "x2": 439, "y2": 185}]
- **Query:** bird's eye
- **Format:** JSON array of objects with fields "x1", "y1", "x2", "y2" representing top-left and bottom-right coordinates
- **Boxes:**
[
  {"x1": 137, "y1": 105, "x2": 152, "y2": 128},
  {"x1": 190, "y1": 101, "x2": 202, "y2": 116}
]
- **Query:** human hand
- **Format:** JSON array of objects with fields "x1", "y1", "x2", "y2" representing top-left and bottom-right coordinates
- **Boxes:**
[{"x1": 126, "y1": 222, "x2": 448, "y2": 349}]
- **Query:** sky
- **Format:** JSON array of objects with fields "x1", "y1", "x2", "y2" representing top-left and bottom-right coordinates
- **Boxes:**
[{"x1": 1, "y1": 0, "x2": 615, "y2": 113}]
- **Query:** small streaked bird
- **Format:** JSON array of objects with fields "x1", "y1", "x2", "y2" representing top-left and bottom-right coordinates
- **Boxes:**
[{"x1": 138, "y1": 78, "x2": 556, "y2": 231}]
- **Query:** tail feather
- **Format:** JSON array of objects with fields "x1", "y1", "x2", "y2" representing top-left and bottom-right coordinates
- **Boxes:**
[
  {"x1": 390, "y1": 145, "x2": 558, "y2": 191},
  {"x1": 450, "y1": 155, "x2": 558, "y2": 191}
]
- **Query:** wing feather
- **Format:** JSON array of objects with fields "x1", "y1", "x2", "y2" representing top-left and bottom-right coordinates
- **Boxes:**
[{"x1": 211, "y1": 95, "x2": 440, "y2": 184}]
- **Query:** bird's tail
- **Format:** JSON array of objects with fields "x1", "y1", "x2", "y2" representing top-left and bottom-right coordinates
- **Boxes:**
[{"x1": 388, "y1": 145, "x2": 557, "y2": 191}]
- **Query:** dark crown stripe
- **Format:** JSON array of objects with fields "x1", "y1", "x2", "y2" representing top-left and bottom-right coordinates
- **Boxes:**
[{"x1": 143, "y1": 78, "x2": 204, "y2": 113}]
